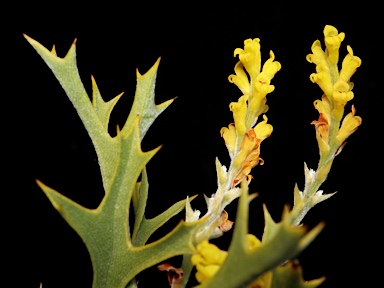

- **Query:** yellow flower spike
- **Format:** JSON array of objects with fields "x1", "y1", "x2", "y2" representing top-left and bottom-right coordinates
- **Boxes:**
[
  {"x1": 228, "y1": 61, "x2": 251, "y2": 95},
  {"x1": 234, "y1": 38, "x2": 261, "y2": 79},
  {"x1": 324, "y1": 25, "x2": 345, "y2": 65},
  {"x1": 336, "y1": 105, "x2": 362, "y2": 145},
  {"x1": 254, "y1": 115, "x2": 273, "y2": 141},
  {"x1": 230, "y1": 95, "x2": 249, "y2": 136},
  {"x1": 220, "y1": 123, "x2": 237, "y2": 157}
]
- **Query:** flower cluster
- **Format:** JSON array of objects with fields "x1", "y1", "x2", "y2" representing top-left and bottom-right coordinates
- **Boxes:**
[
  {"x1": 223, "y1": 39, "x2": 280, "y2": 187},
  {"x1": 307, "y1": 25, "x2": 362, "y2": 156}
]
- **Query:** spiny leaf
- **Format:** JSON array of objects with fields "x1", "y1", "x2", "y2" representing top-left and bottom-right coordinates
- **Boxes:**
[
  {"x1": 133, "y1": 194, "x2": 198, "y2": 246},
  {"x1": 271, "y1": 261, "x2": 325, "y2": 288},
  {"x1": 26, "y1": 34, "x2": 197, "y2": 287},
  {"x1": 37, "y1": 117, "x2": 200, "y2": 288},
  {"x1": 24, "y1": 34, "x2": 174, "y2": 192},
  {"x1": 122, "y1": 57, "x2": 175, "y2": 140},
  {"x1": 261, "y1": 203, "x2": 280, "y2": 244},
  {"x1": 91, "y1": 75, "x2": 123, "y2": 132}
]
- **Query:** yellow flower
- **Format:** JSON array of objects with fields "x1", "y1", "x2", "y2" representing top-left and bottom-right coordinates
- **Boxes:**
[
  {"x1": 220, "y1": 123, "x2": 237, "y2": 157},
  {"x1": 249, "y1": 51, "x2": 280, "y2": 119},
  {"x1": 338, "y1": 46, "x2": 362, "y2": 84},
  {"x1": 254, "y1": 51, "x2": 281, "y2": 94},
  {"x1": 336, "y1": 105, "x2": 362, "y2": 145},
  {"x1": 228, "y1": 61, "x2": 251, "y2": 95},
  {"x1": 230, "y1": 95, "x2": 249, "y2": 136},
  {"x1": 324, "y1": 25, "x2": 345, "y2": 65},
  {"x1": 234, "y1": 38, "x2": 261, "y2": 79},
  {"x1": 254, "y1": 114, "x2": 273, "y2": 141}
]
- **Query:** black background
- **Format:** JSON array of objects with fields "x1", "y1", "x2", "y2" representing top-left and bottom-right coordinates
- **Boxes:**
[{"x1": 4, "y1": 2, "x2": 382, "y2": 287}]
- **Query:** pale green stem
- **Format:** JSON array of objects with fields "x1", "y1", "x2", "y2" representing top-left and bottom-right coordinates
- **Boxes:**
[{"x1": 290, "y1": 104, "x2": 343, "y2": 226}]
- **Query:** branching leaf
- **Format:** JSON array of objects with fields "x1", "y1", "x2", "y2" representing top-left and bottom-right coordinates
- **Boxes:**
[
  {"x1": 26, "y1": 35, "x2": 197, "y2": 288},
  {"x1": 24, "y1": 34, "x2": 174, "y2": 191}
]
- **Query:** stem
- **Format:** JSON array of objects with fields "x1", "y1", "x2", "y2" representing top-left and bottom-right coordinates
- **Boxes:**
[{"x1": 290, "y1": 105, "x2": 343, "y2": 226}]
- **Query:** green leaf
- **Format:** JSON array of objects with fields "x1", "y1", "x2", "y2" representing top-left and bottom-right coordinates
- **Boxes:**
[
  {"x1": 198, "y1": 183, "x2": 324, "y2": 288},
  {"x1": 133, "y1": 194, "x2": 198, "y2": 246},
  {"x1": 271, "y1": 261, "x2": 325, "y2": 288},
  {"x1": 132, "y1": 167, "x2": 199, "y2": 246},
  {"x1": 122, "y1": 57, "x2": 174, "y2": 141},
  {"x1": 24, "y1": 34, "x2": 174, "y2": 192},
  {"x1": 37, "y1": 118, "x2": 199, "y2": 288},
  {"x1": 91, "y1": 75, "x2": 123, "y2": 132},
  {"x1": 26, "y1": 35, "x2": 198, "y2": 288}
]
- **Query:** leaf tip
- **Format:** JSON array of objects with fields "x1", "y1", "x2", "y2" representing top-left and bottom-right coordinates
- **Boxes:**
[{"x1": 23, "y1": 33, "x2": 36, "y2": 45}]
